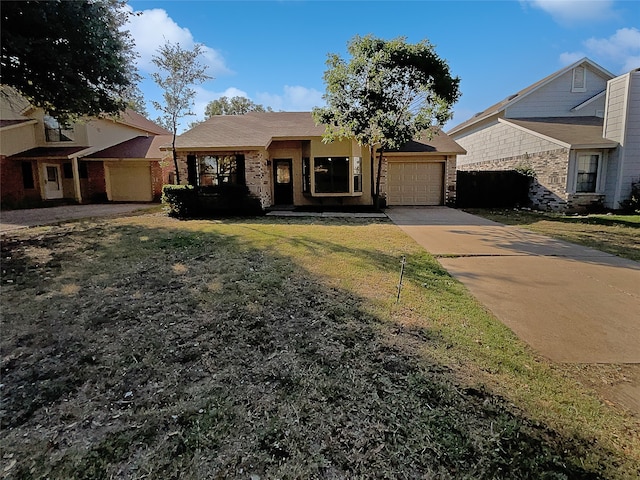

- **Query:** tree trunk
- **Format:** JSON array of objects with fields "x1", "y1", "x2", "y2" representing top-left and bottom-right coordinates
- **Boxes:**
[
  {"x1": 374, "y1": 147, "x2": 384, "y2": 209},
  {"x1": 172, "y1": 133, "x2": 180, "y2": 185},
  {"x1": 370, "y1": 145, "x2": 375, "y2": 204}
]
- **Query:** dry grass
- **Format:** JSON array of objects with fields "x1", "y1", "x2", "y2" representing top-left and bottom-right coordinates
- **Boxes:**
[{"x1": 1, "y1": 213, "x2": 638, "y2": 479}]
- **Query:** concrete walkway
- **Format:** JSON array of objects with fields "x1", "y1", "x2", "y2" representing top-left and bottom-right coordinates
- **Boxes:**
[
  {"x1": 0, "y1": 203, "x2": 156, "y2": 233},
  {"x1": 386, "y1": 207, "x2": 640, "y2": 364}
]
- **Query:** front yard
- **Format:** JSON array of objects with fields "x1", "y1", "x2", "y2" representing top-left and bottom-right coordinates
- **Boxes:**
[
  {"x1": 466, "y1": 209, "x2": 640, "y2": 262},
  {"x1": 1, "y1": 213, "x2": 638, "y2": 478}
]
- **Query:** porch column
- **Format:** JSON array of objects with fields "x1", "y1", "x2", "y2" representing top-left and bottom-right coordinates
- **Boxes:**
[{"x1": 71, "y1": 156, "x2": 83, "y2": 203}]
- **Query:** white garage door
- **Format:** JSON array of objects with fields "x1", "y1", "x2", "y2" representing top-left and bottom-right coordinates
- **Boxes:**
[
  {"x1": 387, "y1": 161, "x2": 445, "y2": 206},
  {"x1": 107, "y1": 163, "x2": 153, "y2": 202}
]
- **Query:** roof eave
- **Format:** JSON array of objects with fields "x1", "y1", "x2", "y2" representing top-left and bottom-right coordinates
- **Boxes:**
[{"x1": 499, "y1": 118, "x2": 571, "y2": 148}]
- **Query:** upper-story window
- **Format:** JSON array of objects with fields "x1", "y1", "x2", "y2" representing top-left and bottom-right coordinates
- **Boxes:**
[
  {"x1": 572, "y1": 66, "x2": 586, "y2": 93},
  {"x1": 44, "y1": 115, "x2": 74, "y2": 142}
]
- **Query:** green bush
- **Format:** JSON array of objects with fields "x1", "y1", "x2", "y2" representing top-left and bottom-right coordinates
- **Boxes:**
[
  {"x1": 620, "y1": 179, "x2": 640, "y2": 213},
  {"x1": 162, "y1": 184, "x2": 263, "y2": 218},
  {"x1": 162, "y1": 185, "x2": 197, "y2": 218}
]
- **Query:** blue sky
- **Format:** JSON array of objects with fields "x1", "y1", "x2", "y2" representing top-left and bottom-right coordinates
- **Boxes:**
[{"x1": 124, "y1": 0, "x2": 640, "y2": 132}]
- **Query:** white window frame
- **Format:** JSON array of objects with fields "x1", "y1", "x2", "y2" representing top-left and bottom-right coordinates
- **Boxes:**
[
  {"x1": 304, "y1": 156, "x2": 363, "y2": 198},
  {"x1": 571, "y1": 66, "x2": 587, "y2": 93},
  {"x1": 570, "y1": 150, "x2": 606, "y2": 194}
]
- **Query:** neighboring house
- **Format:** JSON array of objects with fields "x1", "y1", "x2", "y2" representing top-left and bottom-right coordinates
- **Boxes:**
[
  {"x1": 0, "y1": 86, "x2": 173, "y2": 206},
  {"x1": 173, "y1": 111, "x2": 466, "y2": 209},
  {"x1": 448, "y1": 58, "x2": 640, "y2": 211}
]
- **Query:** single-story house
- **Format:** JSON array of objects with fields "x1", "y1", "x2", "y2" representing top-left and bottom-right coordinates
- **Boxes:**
[
  {"x1": 448, "y1": 58, "x2": 640, "y2": 211},
  {"x1": 173, "y1": 111, "x2": 466, "y2": 209},
  {"x1": 0, "y1": 86, "x2": 173, "y2": 206}
]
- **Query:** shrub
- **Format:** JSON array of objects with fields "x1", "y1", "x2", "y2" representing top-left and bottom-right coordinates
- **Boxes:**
[
  {"x1": 162, "y1": 184, "x2": 263, "y2": 218},
  {"x1": 620, "y1": 179, "x2": 640, "y2": 213},
  {"x1": 162, "y1": 185, "x2": 197, "y2": 218}
]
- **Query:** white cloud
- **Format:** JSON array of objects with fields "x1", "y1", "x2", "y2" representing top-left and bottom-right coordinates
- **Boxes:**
[
  {"x1": 523, "y1": 0, "x2": 616, "y2": 25},
  {"x1": 560, "y1": 27, "x2": 640, "y2": 73},
  {"x1": 191, "y1": 86, "x2": 249, "y2": 120},
  {"x1": 121, "y1": 5, "x2": 231, "y2": 76},
  {"x1": 256, "y1": 85, "x2": 325, "y2": 111},
  {"x1": 559, "y1": 51, "x2": 586, "y2": 66}
]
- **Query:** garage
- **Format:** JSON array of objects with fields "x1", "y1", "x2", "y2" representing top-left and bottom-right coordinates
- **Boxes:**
[
  {"x1": 387, "y1": 160, "x2": 445, "y2": 206},
  {"x1": 106, "y1": 162, "x2": 153, "y2": 202}
]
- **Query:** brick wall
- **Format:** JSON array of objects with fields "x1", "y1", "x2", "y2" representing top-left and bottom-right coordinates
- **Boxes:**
[
  {"x1": 0, "y1": 157, "x2": 40, "y2": 205},
  {"x1": 150, "y1": 160, "x2": 174, "y2": 201},
  {"x1": 85, "y1": 162, "x2": 106, "y2": 201},
  {"x1": 458, "y1": 148, "x2": 574, "y2": 211},
  {"x1": 244, "y1": 151, "x2": 271, "y2": 208}
]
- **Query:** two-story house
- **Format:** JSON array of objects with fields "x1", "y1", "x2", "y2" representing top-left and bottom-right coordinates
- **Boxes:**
[
  {"x1": 1, "y1": 86, "x2": 173, "y2": 206},
  {"x1": 448, "y1": 58, "x2": 640, "y2": 211}
]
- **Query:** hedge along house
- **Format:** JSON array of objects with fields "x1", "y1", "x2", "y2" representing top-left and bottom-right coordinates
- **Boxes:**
[
  {"x1": 448, "y1": 58, "x2": 640, "y2": 212},
  {"x1": 0, "y1": 86, "x2": 173, "y2": 206},
  {"x1": 172, "y1": 111, "x2": 465, "y2": 209}
]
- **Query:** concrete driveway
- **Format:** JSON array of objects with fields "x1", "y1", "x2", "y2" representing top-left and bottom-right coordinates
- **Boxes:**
[
  {"x1": 0, "y1": 203, "x2": 155, "y2": 233},
  {"x1": 386, "y1": 207, "x2": 640, "y2": 364}
]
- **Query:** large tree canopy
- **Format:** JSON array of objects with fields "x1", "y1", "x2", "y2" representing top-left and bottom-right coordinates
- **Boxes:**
[
  {"x1": 204, "y1": 96, "x2": 272, "y2": 117},
  {"x1": 0, "y1": 0, "x2": 137, "y2": 120},
  {"x1": 313, "y1": 35, "x2": 460, "y2": 203}
]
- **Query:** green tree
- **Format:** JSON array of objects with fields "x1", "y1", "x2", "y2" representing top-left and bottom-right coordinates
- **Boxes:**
[
  {"x1": 0, "y1": 0, "x2": 138, "y2": 121},
  {"x1": 152, "y1": 41, "x2": 211, "y2": 184},
  {"x1": 204, "y1": 96, "x2": 272, "y2": 117},
  {"x1": 313, "y1": 35, "x2": 460, "y2": 206}
]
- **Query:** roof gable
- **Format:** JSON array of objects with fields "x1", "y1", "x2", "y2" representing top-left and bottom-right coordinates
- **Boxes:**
[
  {"x1": 176, "y1": 112, "x2": 325, "y2": 149},
  {"x1": 109, "y1": 109, "x2": 171, "y2": 136},
  {"x1": 448, "y1": 58, "x2": 615, "y2": 136},
  {"x1": 176, "y1": 111, "x2": 465, "y2": 154}
]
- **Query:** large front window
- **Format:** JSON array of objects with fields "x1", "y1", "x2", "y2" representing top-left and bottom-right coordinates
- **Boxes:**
[
  {"x1": 314, "y1": 156, "x2": 349, "y2": 193},
  {"x1": 576, "y1": 153, "x2": 600, "y2": 193},
  {"x1": 197, "y1": 154, "x2": 245, "y2": 186}
]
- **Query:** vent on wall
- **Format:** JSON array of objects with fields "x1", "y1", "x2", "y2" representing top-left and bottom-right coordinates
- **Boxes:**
[{"x1": 572, "y1": 66, "x2": 586, "y2": 92}]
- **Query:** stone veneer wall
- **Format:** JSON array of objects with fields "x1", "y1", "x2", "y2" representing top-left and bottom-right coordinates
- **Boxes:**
[
  {"x1": 445, "y1": 156, "x2": 457, "y2": 205},
  {"x1": 244, "y1": 151, "x2": 271, "y2": 208},
  {"x1": 457, "y1": 148, "x2": 578, "y2": 211}
]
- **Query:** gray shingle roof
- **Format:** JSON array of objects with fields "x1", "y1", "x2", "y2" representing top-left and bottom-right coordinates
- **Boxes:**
[
  {"x1": 502, "y1": 117, "x2": 617, "y2": 148},
  {"x1": 176, "y1": 111, "x2": 465, "y2": 154},
  {"x1": 85, "y1": 135, "x2": 172, "y2": 160}
]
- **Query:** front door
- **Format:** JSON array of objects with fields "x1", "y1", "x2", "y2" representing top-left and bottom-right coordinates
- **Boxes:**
[
  {"x1": 43, "y1": 164, "x2": 63, "y2": 199},
  {"x1": 273, "y1": 158, "x2": 293, "y2": 205}
]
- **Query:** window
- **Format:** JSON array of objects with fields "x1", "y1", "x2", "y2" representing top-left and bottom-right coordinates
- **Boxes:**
[
  {"x1": 79, "y1": 162, "x2": 88, "y2": 179},
  {"x1": 63, "y1": 163, "x2": 73, "y2": 179},
  {"x1": 576, "y1": 153, "x2": 599, "y2": 193},
  {"x1": 197, "y1": 154, "x2": 245, "y2": 186},
  {"x1": 314, "y1": 157, "x2": 349, "y2": 193},
  {"x1": 572, "y1": 66, "x2": 586, "y2": 92},
  {"x1": 44, "y1": 115, "x2": 74, "y2": 142},
  {"x1": 21, "y1": 162, "x2": 34, "y2": 189}
]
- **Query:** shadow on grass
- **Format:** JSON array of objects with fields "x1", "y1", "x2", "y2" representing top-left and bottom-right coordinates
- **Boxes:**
[
  {"x1": 466, "y1": 208, "x2": 640, "y2": 229},
  {"x1": 0, "y1": 219, "x2": 629, "y2": 479}
]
